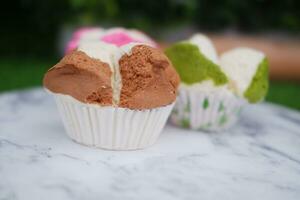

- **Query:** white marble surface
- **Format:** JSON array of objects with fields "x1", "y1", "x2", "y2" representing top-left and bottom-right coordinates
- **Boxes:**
[{"x1": 0, "y1": 88, "x2": 300, "y2": 200}]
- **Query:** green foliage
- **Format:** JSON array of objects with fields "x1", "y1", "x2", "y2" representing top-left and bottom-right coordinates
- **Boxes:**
[
  {"x1": 266, "y1": 81, "x2": 300, "y2": 111},
  {"x1": 1, "y1": 0, "x2": 299, "y2": 57},
  {"x1": 0, "y1": 58, "x2": 54, "y2": 92},
  {"x1": 193, "y1": 0, "x2": 300, "y2": 32},
  {"x1": 1, "y1": 1, "x2": 70, "y2": 58}
]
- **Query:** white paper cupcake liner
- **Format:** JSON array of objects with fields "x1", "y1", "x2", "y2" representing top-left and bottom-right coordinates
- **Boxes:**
[
  {"x1": 51, "y1": 92, "x2": 174, "y2": 150},
  {"x1": 170, "y1": 87, "x2": 247, "y2": 132}
]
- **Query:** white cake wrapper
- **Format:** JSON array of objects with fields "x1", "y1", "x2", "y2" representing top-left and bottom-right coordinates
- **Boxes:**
[
  {"x1": 51, "y1": 92, "x2": 174, "y2": 150},
  {"x1": 170, "y1": 87, "x2": 247, "y2": 132}
]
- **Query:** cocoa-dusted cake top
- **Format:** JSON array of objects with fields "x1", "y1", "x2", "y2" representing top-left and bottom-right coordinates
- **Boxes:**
[{"x1": 44, "y1": 42, "x2": 180, "y2": 109}]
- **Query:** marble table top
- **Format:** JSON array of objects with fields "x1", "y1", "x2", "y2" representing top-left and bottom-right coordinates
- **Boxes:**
[{"x1": 0, "y1": 88, "x2": 300, "y2": 200}]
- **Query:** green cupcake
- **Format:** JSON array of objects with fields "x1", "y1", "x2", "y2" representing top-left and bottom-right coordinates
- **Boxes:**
[
  {"x1": 166, "y1": 34, "x2": 269, "y2": 131},
  {"x1": 166, "y1": 34, "x2": 243, "y2": 131},
  {"x1": 220, "y1": 48, "x2": 269, "y2": 103},
  {"x1": 165, "y1": 34, "x2": 228, "y2": 86}
]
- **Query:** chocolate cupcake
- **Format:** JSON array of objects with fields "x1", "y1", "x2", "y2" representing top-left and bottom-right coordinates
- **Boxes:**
[{"x1": 44, "y1": 41, "x2": 179, "y2": 150}]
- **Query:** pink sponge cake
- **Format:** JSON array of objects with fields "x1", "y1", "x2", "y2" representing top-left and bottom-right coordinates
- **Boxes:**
[{"x1": 65, "y1": 27, "x2": 158, "y2": 53}]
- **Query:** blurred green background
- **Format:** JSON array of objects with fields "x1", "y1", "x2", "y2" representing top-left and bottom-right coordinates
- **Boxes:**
[{"x1": 1, "y1": 0, "x2": 300, "y2": 110}]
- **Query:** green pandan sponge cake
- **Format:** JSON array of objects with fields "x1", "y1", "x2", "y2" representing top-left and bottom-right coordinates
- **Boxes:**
[
  {"x1": 165, "y1": 35, "x2": 227, "y2": 85},
  {"x1": 166, "y1": 34, "x2": 268, "y2": 131},
  {"x1": 220, "y1": 47, "x2": 269, "y2": 103}
]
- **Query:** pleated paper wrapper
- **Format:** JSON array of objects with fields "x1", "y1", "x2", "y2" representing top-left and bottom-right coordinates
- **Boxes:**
[
  {"x1": 52, "y1": 93, "x2": 174, "y2": 150},
  {"x1": 170, "y1": 87, "x2": 247, "y2": 132}
]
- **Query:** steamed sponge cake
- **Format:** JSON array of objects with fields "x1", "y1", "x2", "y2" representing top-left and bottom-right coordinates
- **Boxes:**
[
  {"x1": 165, "y1": 34, "x2": 227, "y2": 86},
  {"x1": 244, "y1": 58, "x2": 269, "y2": 103},
  {"x1": 220, "y1": 48, "x2": 269, "y2": 103},
  {"x1": 188, "y1": 34, "x2": 219, "y2": 64}
]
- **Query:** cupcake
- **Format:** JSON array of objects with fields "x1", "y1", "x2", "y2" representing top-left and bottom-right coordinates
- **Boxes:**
[
  {"x1": 65, "y1": 27, "x2": 158, "y2": 53},
  {"x1": 165, "y1": 34, "x2": 268, "y2": 131},
  {"x1": 220, "y1": 47, "x2": 269, "y2": 103},
  {"x1": 44, "y1": 41, "x2": 179, "y2": 150}
]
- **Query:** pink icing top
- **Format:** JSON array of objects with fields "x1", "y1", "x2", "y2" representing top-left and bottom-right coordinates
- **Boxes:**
[
  {"x1": 65, "y1": 27, "x2": 102, "y2": 53},
  {"x1": 65, "y1": 28, "x2": 157, "y2": 54},
  {"x1": 100, "y1": 32, "x2": 142, "y2": 47}
]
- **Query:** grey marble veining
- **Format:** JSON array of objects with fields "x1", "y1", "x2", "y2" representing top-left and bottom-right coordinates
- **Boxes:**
[{"x1": 0, "y1": 88, "x2": 300, "y2": 200}]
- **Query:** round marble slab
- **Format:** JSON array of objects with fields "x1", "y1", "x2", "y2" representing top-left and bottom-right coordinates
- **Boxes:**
[{"x1": 0, "y1": 88, "x2": 300, "y2": 200}]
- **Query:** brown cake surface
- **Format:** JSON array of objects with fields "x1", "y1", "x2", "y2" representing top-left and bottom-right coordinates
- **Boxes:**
[
  {"x1": 44, "y1": 51, "x2": 113, "y2": 105},
  {"x1": 119, "y1": 45, "x2": 179, "y2": 109},
  {"x1": 43, "y1": 44, "x2": 180, "y2": 109}
]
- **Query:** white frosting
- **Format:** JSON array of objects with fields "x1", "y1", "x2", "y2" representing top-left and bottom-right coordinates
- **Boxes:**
[
  {"x1": 189, "y1": 34, "x2": 219, "y2": 64},
  {"x1": 77, "y1": 41, "x2": 118, "y2": 68},
  {"x1": 110, "y1": 48, "x2": 124, "y2": 105},
  {"x1": 220, "y1": 47, "x2": 265, "y2": 96},
  {"x1": 77, "y1": 41, "x2": 150, "y2": 106},
  {"x1": 78, "y1": 41, "x2": 124, "y2": 105}
]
